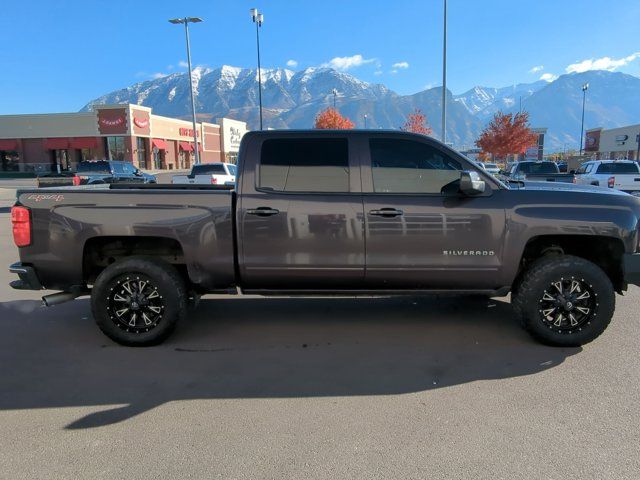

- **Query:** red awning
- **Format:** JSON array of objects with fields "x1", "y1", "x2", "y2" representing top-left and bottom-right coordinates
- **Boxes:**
[
  {"x1": 152, "y1": 138, "x2": 167, "y2": 150},
  {"x1": 69, "y1": 137, "x2": 98, "y2": 149},
  {"x1": 0, "y1": 139, "x2": 18, "y2": 150},
  {"x1": 44, "y1": 138, "x2": 70, "y2": 150},
  {"x1": 179, "y1": 141, "x2": 193, "y2": 152}
]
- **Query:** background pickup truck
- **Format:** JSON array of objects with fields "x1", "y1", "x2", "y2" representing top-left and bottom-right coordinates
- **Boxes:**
[
  {"x1": 574, "y1": 160, "x2": 640, "y2": 193},
  {"x1": 502, "y1": 160, "x2": 576, "y2": 183},
  {"x1": 9, "y1": 130, "x2": 640, "y2": 348},
  {"x1": 171, "y1": 162, "x2": 237, "y2": 185}
]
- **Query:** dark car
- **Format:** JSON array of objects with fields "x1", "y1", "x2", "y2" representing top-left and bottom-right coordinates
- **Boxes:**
[
  {"x1": 75, "y1": 160, "x2": 156, "y2": 185},
  {"x1": 10, "y1": 130, "x2": 640, "y2": 348},
  {"x1": 36, "y1": 160, "x2": 156, "y2": 188}
]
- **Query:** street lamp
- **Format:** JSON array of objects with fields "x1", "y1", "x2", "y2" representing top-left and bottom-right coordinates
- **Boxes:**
[
  {"x1": 250, "y1": 8, "x2": 265, "y2": 130},
  {"x1": 579, "y1": 82, "x2": 589, "y2": 155},
  {"x1": 441, "y1": 0, "x2": 447, "y2": 143},
  {"x1": 169, "y1": 16, "x2": 203, "y2": 165},
  {"x1": 364, "y1": 114, "x2": 368, "y2": 129},
  {"x1": 331, "y1": 88, "x2": 338, "y2": 108}
]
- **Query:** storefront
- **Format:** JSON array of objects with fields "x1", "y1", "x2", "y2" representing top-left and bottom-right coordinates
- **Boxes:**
[
  {"x1": 0, "y1": 104, "x2": 246, "y2": 173},
  {"x1": 585, "y1": 125, "x2": 640, "y2": 160}
]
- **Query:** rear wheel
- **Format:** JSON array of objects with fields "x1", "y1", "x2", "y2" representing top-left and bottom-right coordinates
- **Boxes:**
[
  {"x1": 91, "y1": 257, "x2": 187, "y2": 346},
  {"x1": 512, "y1": 255, "x2": 615, "y2": 346}
]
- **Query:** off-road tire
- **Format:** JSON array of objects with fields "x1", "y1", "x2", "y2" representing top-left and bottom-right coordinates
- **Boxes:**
[
  {"x1": 91, "y1": 257, "x2": 187, "y2": 346},
  {"x1": 512, "y1": 255, "x2": 615, "y2": 347}
]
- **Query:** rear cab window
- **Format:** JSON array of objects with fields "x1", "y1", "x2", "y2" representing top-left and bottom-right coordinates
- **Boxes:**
[
  {"x1": 258, "y1": 138, "x2": 350, "y2": 192},
  {"x1": 77, "y1": 161, "x2": 112, "y2": 174},
  {"x1": 596, "y1": 163, "x2": 640, "y2": 174},
  {"x1": 192, "y1": 164, "x2": 226, "y2": 175}
]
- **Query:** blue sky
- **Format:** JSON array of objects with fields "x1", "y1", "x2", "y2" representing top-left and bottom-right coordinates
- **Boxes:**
[{"x1": 1, "y1": 0, "x2": 639, "y2": 114}]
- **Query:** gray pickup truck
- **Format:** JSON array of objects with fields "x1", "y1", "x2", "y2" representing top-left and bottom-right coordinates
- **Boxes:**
[{"x1": 9, "y1": 130, "x2": 640, "y2": 347}]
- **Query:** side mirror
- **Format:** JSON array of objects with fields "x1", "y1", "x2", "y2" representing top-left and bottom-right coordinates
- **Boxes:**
[{"x1": 460, "y1": 170, "x2": 486, "y2": 195}]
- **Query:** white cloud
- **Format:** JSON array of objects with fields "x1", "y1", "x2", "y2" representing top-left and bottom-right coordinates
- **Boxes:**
[
  {"x1": 178, "y1": 60, "x2": 189, "y2": 68},
  {"x1": 389, "y1": 69, "x2": 398, "y2": 74},
  {"x1": 321, "y1": 54, "x2": 376, "y2": 71},
  {"x1": 566, "y1": 52, "x2": 640, "y2": 73},
  {"x1": 373, "y1": 70, "x2": 383, "y2": 76},
  {"x1": 392, "y1": 61, "x2": 409, "y2": 69},
  {"x1": 539, "y1": 73, "x2": 558, "y2": 82},
  {"x1": 286, "y1": 59, "x2": 298, "y2": 68},
  {"x1": 528, "y1": 65, "x2": 544, "y2": 73},
  {"x1": 151, "y1": 72, "x2": 169, "y2": 79}
]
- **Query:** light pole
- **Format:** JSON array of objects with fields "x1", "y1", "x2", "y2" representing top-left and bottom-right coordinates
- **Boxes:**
[
  {"x1": 169, "y1": 17, "x2": 203, "y2": 165},
  {"x1": 441, "y1": 0, "x2": 447, "y2": 144},
  {"x1": 250, "y1": 8, "x2": 264, "y2": 130},
  {"x1": 364, "y1": 114, "x2": 368, "y2": 129},
  {"x1": 579, "y1": 82, "x2": 589, "y2": 155},
  {"x1": 332, "y1": 88, "x2": 338, "y2": 108}
]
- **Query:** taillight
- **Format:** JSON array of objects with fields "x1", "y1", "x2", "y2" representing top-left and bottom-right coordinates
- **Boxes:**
[
  {"x1": 608, "y1": 176, "x2": 615, "y2": 188},
  {"x1": 211, "y1": 176, "x2": 218, "y2": 184},
  {"x1": 11, "y1": 206, "x2": 31, "y2": 247},
  {"x1": 72, "y1": 175, "x2": 81, "y2": 186},
  {"x1": 572, "y1": 176, "x2": 577, "y2": 184}
]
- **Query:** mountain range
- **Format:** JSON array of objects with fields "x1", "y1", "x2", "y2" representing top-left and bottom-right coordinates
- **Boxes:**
[{"x1": 82, "y1": 67, "x2": 640, "y2": 151}]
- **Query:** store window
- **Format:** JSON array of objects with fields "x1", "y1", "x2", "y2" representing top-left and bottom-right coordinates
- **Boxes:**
[
  {"x1": 137, "y1": 137, "x2": 148, "y2": 169},
  {"x1": 105, "y1": 136, "x2": 126, "y2": 161},
  {"x1": 0, "y1": 150, "x2": 20, "y2": 172}
]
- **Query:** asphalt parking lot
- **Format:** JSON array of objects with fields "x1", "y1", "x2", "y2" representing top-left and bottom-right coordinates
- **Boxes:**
[{"x1": 1, "y1": 183, "x2": 639, "y2": 479}]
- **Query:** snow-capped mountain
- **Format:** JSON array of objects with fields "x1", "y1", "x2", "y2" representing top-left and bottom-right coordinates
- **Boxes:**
[
  {"x1": 82, "y1": 67, "x2": 640, "y2": 150},
  {"x1": 453, "y1": 81, "x2": 548, "y2": 119}
]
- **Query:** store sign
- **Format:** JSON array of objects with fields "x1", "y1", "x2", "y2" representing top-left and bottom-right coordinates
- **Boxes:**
[
  {"x1": 229, "y1": 126, "x2": 242, "y2": 149},
  {"x1": 99, "y1": 116, "x2": 125, "y2": 127},
  {"x1": 97, "y1": 108, "x2": 128, "y2": 134},
  {"x1": 179, "y1": 127, "x2": 199, "y2": 137},
  {"x1": 134, "y1": 117, "x2": 149, "y2": 128}
]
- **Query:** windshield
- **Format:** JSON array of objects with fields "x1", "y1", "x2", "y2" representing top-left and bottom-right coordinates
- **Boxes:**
[
  {"x1": 596, "y1": 163, "x2": 639, "y2": 174},
  {"x1": 76, "y1": 161, "x2": 111, "y2": 173},
  {"x1": 518, "y1": 162, "x2": 558, "y2": 174}
]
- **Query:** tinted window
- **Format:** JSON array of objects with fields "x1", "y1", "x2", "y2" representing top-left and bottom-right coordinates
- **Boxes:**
[
  {"x1": 112, "y1": 163, "x2": 125, "y2": 174},
  {"x1": 227, "y1": 164, "x2": 237, "y2": 176},
  {"x1": 518, "y1": 162, "x2": 558, "y2": 174},
  {"x1": 77, "y1": 161, "x2": 111, "y2": 173},
  {"x1": 122, "y1": 163, "x2": 137, "y2": 174},
  {"x1": 369, "y1": 138, "x2": 462, "y2": 194},
  {"x1": 259, "y1": 138, "x2": 349, "y2": 192},
  {"x1": 596, "y1": 163, "x2": 639, "y2": 174},
  {"x1": 485, "y1": 163, "x2": 498, "y2": 169},
  {"x1": 192, "y1": 164, "x2": 226, "y2": 175},
  {"x1": 576, "y1": 163, "x2": 593, "y2": 174}
]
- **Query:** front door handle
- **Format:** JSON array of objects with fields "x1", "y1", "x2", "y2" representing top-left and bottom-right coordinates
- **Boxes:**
[
  {"x1": 247, "y1": 207, "x2": 280, "y2": 217},
  {"x1": 369, "y1": 208, "x2": 404, "y2": 218}
]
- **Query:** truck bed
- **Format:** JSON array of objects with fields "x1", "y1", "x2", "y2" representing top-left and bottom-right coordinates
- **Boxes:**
[{"x1": 14, "y1": 185, "x2": 236, "y2": 291}]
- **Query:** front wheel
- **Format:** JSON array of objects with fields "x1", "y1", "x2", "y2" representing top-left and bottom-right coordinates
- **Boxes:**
[
  {"x1": 91, "y1": 257, "x2": 187, "y2": 346},
  {"x1": 512, "y1": 255, "x2": 615, "y2": 347}
]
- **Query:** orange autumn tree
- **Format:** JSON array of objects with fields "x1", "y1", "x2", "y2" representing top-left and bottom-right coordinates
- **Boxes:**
[
  {"x1": 314, "y1": 107, "x2": 355, "y2": 129},
  {"x1": 476, "y1": 111, "x2": 538, "y2": 159},
  {"x1": 401, "y1": 108, "x2": 433, "y2": 135}
]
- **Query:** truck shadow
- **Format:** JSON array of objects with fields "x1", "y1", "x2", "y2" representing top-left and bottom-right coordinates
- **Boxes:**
[{"x1": 0, "y1": 296, "x2": 580, "y2": 430}]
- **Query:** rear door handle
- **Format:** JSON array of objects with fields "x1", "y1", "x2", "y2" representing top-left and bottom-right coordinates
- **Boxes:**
[
  {"x1": 369, "y1": 208, "x2": 404, "y2": 218},
  {"x1": 247, "y1": 207, "x2": 280, "y2": 217}
]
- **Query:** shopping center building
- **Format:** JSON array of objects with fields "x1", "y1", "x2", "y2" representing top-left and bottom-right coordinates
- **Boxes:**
[
  {"x1": 585, "y1": 124, "x2": 640, "y2": 160},
  {"x1": 0, "y1": 104, "x2": 248, "y2": 173}
]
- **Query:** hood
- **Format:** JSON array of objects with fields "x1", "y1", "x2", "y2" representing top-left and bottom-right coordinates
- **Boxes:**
[{"x1": 510, "y1": 181, "x2": 631, "y2": 196}]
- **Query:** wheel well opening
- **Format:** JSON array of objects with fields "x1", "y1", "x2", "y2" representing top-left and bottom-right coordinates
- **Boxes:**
[
  {"x1": 517, "y1": 235, "x2": 625, "y2": 293},
  {"x1": 83, "y1": 236, "x2": 186, "y2": 285}
]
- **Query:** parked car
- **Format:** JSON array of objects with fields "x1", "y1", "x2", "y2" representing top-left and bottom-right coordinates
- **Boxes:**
[
  {"x1": 502, "y1": 161, "x2": 575, "y2": 183},
  {"x1": 36, "y1": 160, "x2": 156, "y2": 188},
  {"x1": 9, "y1": 130, "x2": 640, "y2": 347},
  {"x1": 483, "y1": 163, "x2": 500, "y2": 175},
  {"x1": 172, "y1": 162, "x2": 236, "y2": 185},
  {"x1": 574, "y1": 160, "x2": 640, "y2": 193}
]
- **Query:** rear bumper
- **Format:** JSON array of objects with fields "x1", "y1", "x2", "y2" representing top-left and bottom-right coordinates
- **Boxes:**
[
  {"x1": 623, "y1": 254, "x2": 640, "y2": 287},
  {"x1": 9, "y1": 262, "x2": 43, "y2": 290}
]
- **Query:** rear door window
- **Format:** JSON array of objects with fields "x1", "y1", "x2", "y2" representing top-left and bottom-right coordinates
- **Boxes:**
[
  {"x1": 259, "y1": 138, "x2": 350, "y2": 192},
  {"x1": 369, "y1": 138, "x2": 461, "y2": 194}
]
